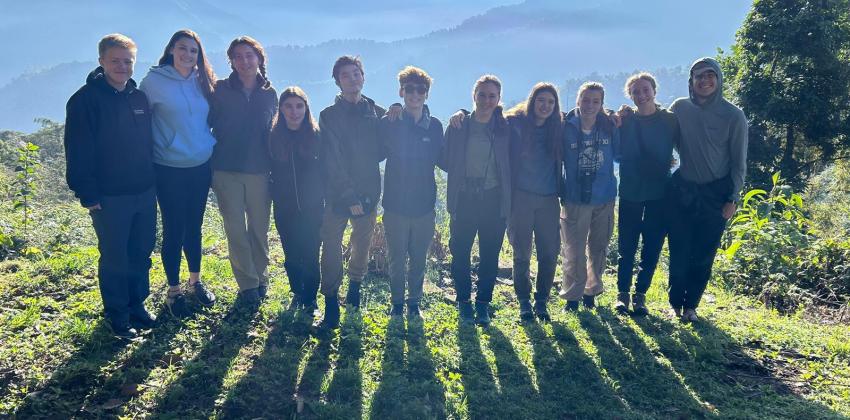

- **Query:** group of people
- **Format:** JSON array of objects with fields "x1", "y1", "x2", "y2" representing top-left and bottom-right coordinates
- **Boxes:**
[{"x1": 63, "y1": 30, "x2": 747, "y2": 339}]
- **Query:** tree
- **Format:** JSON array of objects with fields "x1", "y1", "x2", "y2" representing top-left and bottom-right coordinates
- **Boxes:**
[{"x1": 722, "y1": 0, "x2": 850, "y2": 188}]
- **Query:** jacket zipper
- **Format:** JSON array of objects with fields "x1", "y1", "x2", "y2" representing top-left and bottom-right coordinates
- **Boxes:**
[{"x1": 291, "y1": 148, "x2": 302, "y2": 212}]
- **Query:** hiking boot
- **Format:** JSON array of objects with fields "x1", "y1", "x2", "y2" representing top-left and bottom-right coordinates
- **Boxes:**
[
  {"x1": 519, "y1": 299, "x2": 535, "y2": 322},
  {"x1": 390, "y1": 303, "x2": 405, "y2": 317},
  {"x1": 108, "y1": 321, "x2": 138, "y2": 340},
  {"x1": 288, "y1": 294, "x2": 302, "y2": 311},
  {"x1": 317, "y1": 295, "x2": 340, "y2": 330},
  {"x1": 165, "y1": 290, "x2": 189, "y2": 318},
  {"x1": 458, "y1": 301, "x2": 475, "y2": 324},
  {"x1": 564, "y1": 300, "x2": 580, "y2": 312},
  {"x1": 129, "y1": 306, "x2": 157, "y2": 329},
  {"x1": 407, "y1": 303, "x2": 423, "y2": 321},
  {"x1": 238, "y1": 287, "x2": 261, "y2": 308},
  {"x1": 582, "y1": 294, "x2": 596, "y2": 309},
  {"x1": 632, "y1": 293, "x2": 649, "y2": 316},
  {"x1": 682, "y1": 308, "x2": 699, "y2": 323},
  {"x1": 301, "y1": 298, "x2": 320, "y2": 318},
  {"x1": 190, "y1": 280, "x2": 216, "y2": 307},
  {"x1": 671, "y1": 306, "x2": 683, "y2": 318},
  {"x1": 533, "y1": 299, "x2": 551, "y2": 322},
  {"x1": 258, "y1": 283, "x2": 269, "y2": 300},
  {"x1": 614, "y1": 293, "x2": 631, "y2": 315},
  {"x1": 345, "y1": 281, "x2": 361, "y2": 309},
  {"x1": 475, "y1": 301, "x2": 491, "y2": 327}
]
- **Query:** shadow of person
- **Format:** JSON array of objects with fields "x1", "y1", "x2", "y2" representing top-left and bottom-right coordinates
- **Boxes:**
[
  {"x1": 630, "y1": 310, "x2": 845, "y2": 419},
  {"x1": 368, "y1": 316, "x2": 407, "y2": 419},
  {"x1": 14, "y1": 304, "x2": 180, "y2": 418},
  {"x1": 323, "y1": 308, "x2": 364, "y2": 416},
  {"x1": 148, "y1": 302, "x2": 260, "y2": 417},
  {"x1": 485, "y1": 326, "x2": 537, "y2": 418},
  {"x1": 456, "y1": 320, "x2": 500, "y2": 419},
  {"x1": 218, "y1": 302, "x2": 312, "y2": 417}
]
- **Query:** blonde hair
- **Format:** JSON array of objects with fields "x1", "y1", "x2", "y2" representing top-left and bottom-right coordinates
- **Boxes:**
[{"x1": 98, "y1": 33, "x2": 137, "y2": 57}]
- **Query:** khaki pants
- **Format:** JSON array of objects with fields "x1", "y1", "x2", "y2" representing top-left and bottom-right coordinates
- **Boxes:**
[
  {"x1": 212, "y1": 170, "x2": 270, "y2": 291},
  {"x1": 508, "y1": 190, "x2": 561, "y2": 301},
  {"x1": 384, "y1": 210, "x2": 435, "y2": 305},
  {"x1": 559, "y1": 201, "x2": 615, "y2": 301},
  {"x1": 320, "y1": 206, "x2": 377, "y2": 297}
]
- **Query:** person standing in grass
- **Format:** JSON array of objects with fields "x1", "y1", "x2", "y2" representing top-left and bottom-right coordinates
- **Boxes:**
[
  {"x1": 445, "y1": 75, "x2": 512, "y2": 327},
  {"x1": 379, "y1": 66, "x2": 445, "y2": 321},
  {"x1": 614, "y1": 73, "x2": 677, "y2": 316},
  {"x1": 667, "y1": 57, "x2": 748, "y2": 322},
  {"x1": 269, "y1": 87, "x2": 324, "y2": 318},
  {"x1": 504, "y1": 83, "x2": 564, "y2": 322},
  {"x1": 140, "y1": 29, "x2": 218, "y2": 317},
  {"x1": 559, "y1": 82, "x2": 620, "y2": 312},
  {"x1": 64, "y1": 33, "x2": 157, "y2": 339},
  {"x1": 317, "y1": 55, "x2": 386, "y2": 330},
  {"x1": 208, "y1": 36, "x2": 277, "y2": 307}
]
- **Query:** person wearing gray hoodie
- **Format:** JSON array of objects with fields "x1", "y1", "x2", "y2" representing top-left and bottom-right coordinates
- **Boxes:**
[
  {"x1": 139, "y1": 29, "x2": 218, "y2": 317},
  {"x1": 667, "y1": 57, "x2": 748, "y2": 322}
]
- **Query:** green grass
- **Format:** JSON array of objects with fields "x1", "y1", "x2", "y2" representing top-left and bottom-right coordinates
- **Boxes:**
[{"x1": 1, "y1": 233, "x2": 849, "y2": 419}]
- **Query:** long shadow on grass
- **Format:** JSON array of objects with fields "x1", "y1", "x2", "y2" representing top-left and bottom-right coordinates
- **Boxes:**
[
  {"x1": 370, "y1": 318, "x2": 448, "y2": 419},
  {"x1": 219, "y1": 305, "x2": 313, "y2": 417},
  {"x1": 579, "y1": 308, "x2": 711, "y2": 418},
  {"x1": 456, "y1": 322, "x2": 500, "y2": 418},
  {"x1": 148, "y1": 303, "x2": 259, "y2": 418},
  {"x1": 321, "y1": 309, "x2": 364, "y2": 417},
  {"x1": 630, "y1": 311, "x2": 844, "y2": 419},
  {"x1": 485, "y1": 326, "x2": 537, "y2": 418},
  {"x1": 14, "y1": 304, "x2": 180, "y2": 418}
]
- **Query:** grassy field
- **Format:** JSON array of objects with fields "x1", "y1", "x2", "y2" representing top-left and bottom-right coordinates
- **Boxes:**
[{"x1": 1, "y1": 212, "x2": 849, "y2": 419}]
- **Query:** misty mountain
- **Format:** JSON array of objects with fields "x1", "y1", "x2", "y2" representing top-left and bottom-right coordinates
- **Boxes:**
[{"x1": 0, "y1": 0, "x2": 749, "y2": 132}]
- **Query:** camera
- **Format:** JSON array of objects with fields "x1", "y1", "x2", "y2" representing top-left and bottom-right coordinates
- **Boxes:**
[{"x1": 579, "y1": 170, "x2": 595, "y2": 204}]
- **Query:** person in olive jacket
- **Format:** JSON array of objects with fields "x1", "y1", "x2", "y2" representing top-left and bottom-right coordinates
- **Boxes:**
[
  {"x1": 208, "y1": 36, "x2": 278, "y2": 305},
  {"x1": 64, "y1": 34, "x2": 157, "y2": 339}
]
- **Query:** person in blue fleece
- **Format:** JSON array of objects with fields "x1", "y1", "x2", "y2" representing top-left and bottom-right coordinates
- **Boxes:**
[
  {"x1": 139, "y1": 29, "x2": 218, "y2": 317},
  {"x1": 667, "y1": 57, "x2": 748, "y2": 322}
]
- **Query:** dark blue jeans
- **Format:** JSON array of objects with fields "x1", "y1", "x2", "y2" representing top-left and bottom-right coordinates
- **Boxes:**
[
  {"x1": 617, "y1": 198, "x2": 667, "y2": 295},
  {"x1": 449, "y1": 187, "x2": 506, "y2": 303},
  {"x1": 154, "y1": 162, "x2": 211, "y2": 286},
  {"x1": 89, "y1": 187, "x2": 157, "y2": 325}
]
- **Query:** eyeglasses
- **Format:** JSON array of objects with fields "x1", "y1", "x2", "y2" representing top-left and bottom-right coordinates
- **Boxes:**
[
  {"x1": 694, "y1": 71, "x2": 717, "y2": 81},
  {"x1": 403, "y1": 84, "x2": 428, "y2": 95}
]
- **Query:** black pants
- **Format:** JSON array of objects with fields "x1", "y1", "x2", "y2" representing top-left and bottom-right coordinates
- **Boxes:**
[
  {"x1": 617, "y1": 198, "x2": 667, "y2": 295},
  {"x1": 275, "y1": 204, "x2": 323, "y2": 303},
  {"x1": 154, "y1": 162, "x2": 211, "y2": 286},
  {"x1": 90, "y1": 187, "x2": 157, "y2": 325},
  {"x1": 449, "y1": 187, "x2": 506, "y2": 303},
  {"x1": 666, "y1": 179, "x2": 729, "y2": 310}
]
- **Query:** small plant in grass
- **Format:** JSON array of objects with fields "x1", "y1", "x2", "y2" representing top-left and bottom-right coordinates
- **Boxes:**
[{"x1": 12, "y1": 141, "x2": 41, "y2": 237}]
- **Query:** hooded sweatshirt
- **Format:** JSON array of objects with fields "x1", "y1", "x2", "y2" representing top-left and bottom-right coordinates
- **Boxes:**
[
  {"x1": 209, "y1": 72, "x2": 277, "y2": 174},
  {"x1": 139, "y1": 65, "x2": 216, "y2": 168},
  {"x1": 64, "y1": 67, "x2": 155, "y2": 207},
  {"x1": 670, "y1": 57, "x2": 748, "y2": 203}
]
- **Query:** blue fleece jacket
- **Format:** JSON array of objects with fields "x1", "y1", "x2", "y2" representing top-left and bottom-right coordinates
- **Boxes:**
[
  {"x1": 139, "y1": 65, "x2": 216, "y2": 168},
  {"x1": 562, "y1": 109, "x2": 620, "y2": 205}
]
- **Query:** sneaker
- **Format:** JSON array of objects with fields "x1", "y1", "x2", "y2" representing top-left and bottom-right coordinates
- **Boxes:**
[
  {"x1": 407, "y1": 303, "x2": 423, "y2": 321},
  {"x1": 519, "y1": 299, "x2": 535, "y2": 322},
  {"x1": 671, "y1": 306, "x2": 683, "y2": 318},
  {"x1": 582, "y1": 294, "x2": 596, "y2": 309},
  {"x1": 129, "y1": 306, "x2": 157, "y2": 329},
  {"x1": 301, "y1": 298, "x2": 320, "y2": 319},
  {"x1": 631, "y1": 293, "x2": 649, "y2": 316},
  {"x1": 533, "y1": 299, "x2": 551, "y2": 322},
  {"x1": 108, "y1": 321, "x2": 138, "y2": 340},
  {"x1": 317, "y1": 296, "x2": 340, "y2": 330},
  {"x1": 258, "y1": 283, "x2": 269, "y2": 300},
  {"x1": 345, "y1": 282, "x2": 361, "y2": 309},
  {"x1": 614, "y1": 293, "x2": 631, "y2": 315},
  {"x1": 166, "y1": 291, "x2": 189, "y2": 318},
  {"x1": 474, "y1": 301, "x2": 491, "y2": 327},
  {"x1": 682, "y1": 308, "x2": 699, "y2": 323},
  {"x1": 390, "y1": 303, "x2": 405, "y2": 317},
  {"x1": 564, "y1": 300, "x2": 580, "y2": 312},
  {"x1": 190, "y1": 280, "x2": 216, "y2": 307},
  {"x1": 458, "y1": 301, "x2": 475, "y2": 324},
  {"x1": 288, "y1": 294, "x2": 302, "y2": 311}
]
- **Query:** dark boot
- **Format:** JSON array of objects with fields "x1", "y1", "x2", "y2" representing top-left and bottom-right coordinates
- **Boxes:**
[
  {"x1": 632, "y1": 293, "x2": 649, "y2": 316},
  {"x1": 582, "y1": 294, "x2": 596, "y2": 309},
  {"x1": 564, "y1": 300, "x2": 580, "y2": 312},
  {"x1": 458, "y1": 300, "x2": 475, "y2": 324},
  {"x1": 407, "y1": 302, "x2": 423, "y2": 321},
  {"x1": 345, "y1": 281, "x2": 361, "y2": 309},
  {"x1": 533, "y1": 298, "x2": 551, "y2": 322},
  {"x1": 318, "y1": 295, "x2": 340, "y2": 330},
  {"x1": 475, "y1": 301, "x2": 491, "y2": 327},
  {"x1": 614, "y1": 292, "x2": 631, "y2": 315},
  {"x1": 390, "y1": 303, "x2": 404, "y2": 317},
  {"x1": 129, "y1": 305, "x2": 156, "y2": 330},
  {"x1": 519, "y1": 299, "x2": 534, "y2": 322}
]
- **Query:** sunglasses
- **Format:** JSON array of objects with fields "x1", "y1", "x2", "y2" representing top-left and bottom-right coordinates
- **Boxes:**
[{"x1": 403, "y1": 84, "x2": 428, "y2": 95}]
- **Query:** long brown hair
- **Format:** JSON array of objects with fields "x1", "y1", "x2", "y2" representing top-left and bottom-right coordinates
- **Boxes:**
[
  {"x1": 508, "y1": 82, "x2": 563, "y2": 160},
  {"x1": 227, "y1": 36, "x2": 268, "y2": 80},
  {"x1": 270, "y1": 86, "x2": 319, "y2": 162},
  {"x1": 157, "y1": 29, "x2": 215, "y2": 101}
]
